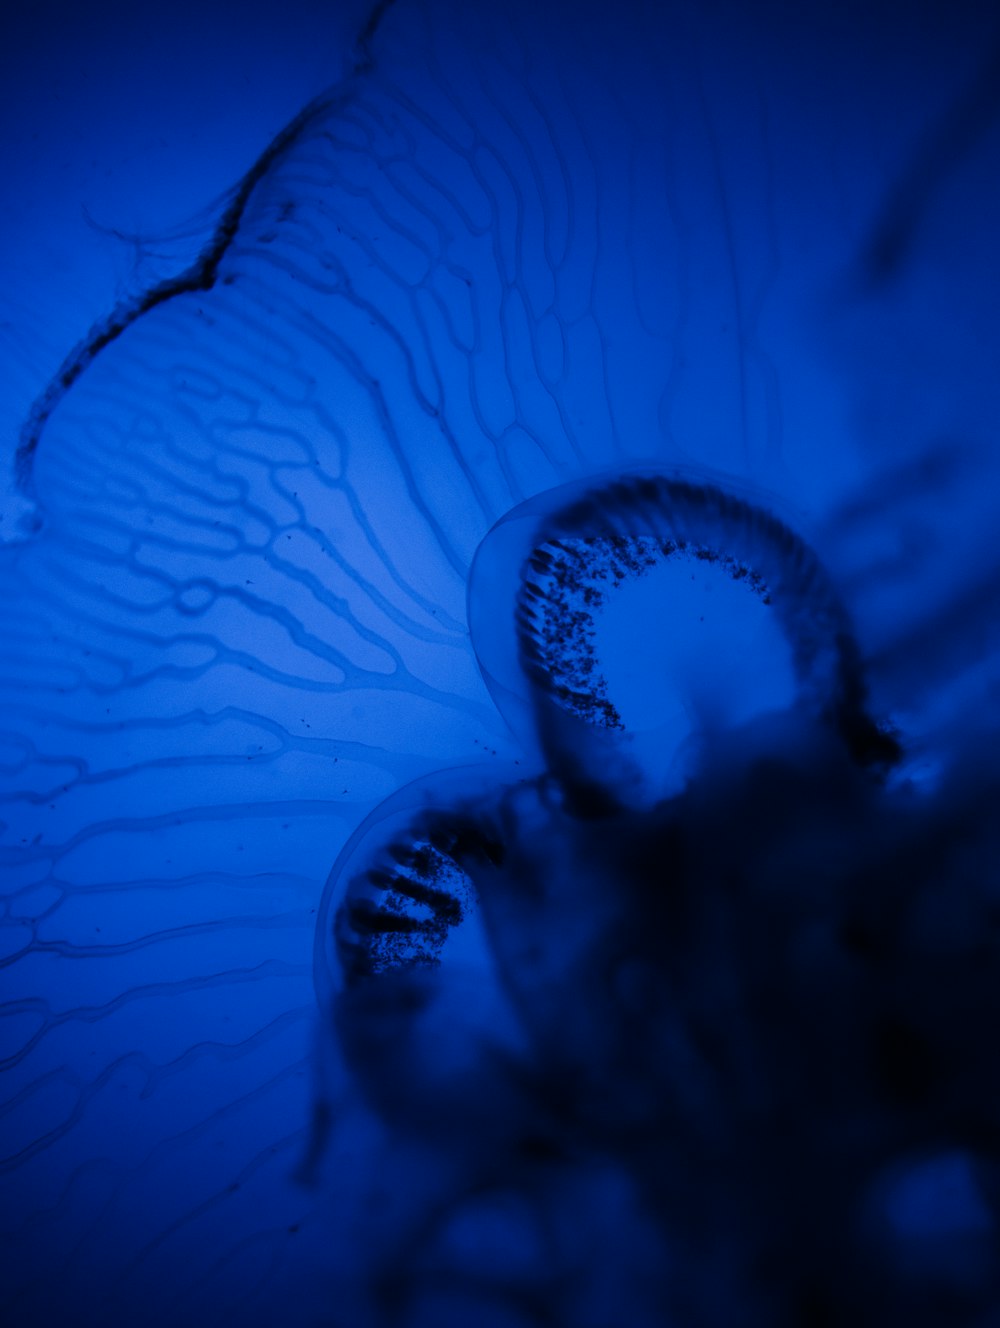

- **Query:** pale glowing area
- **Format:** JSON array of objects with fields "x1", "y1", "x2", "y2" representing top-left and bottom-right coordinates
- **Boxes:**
[{"x1": 595, "y1": 551, "x2": 797, "y2": 736}]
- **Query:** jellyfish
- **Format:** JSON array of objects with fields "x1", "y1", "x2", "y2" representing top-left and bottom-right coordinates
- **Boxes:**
[
  {"x1": 1, "y1": 0, "x2": 1000, "y2": 1326},
  {"x1": 314, "y1": 471, "x2": 1000, "y2": 1326}
]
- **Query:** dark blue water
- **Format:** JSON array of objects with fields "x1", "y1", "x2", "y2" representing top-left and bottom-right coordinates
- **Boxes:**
[{"x1": 2, "y1": 1, "x2": 999, "y2": 1324}]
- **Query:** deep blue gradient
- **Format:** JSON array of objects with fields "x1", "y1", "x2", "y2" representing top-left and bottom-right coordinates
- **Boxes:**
[{"x1": 2, "y1": 1, "x2": 1000, "y2": 1325}]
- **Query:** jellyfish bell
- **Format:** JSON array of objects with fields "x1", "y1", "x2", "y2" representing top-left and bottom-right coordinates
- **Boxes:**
[
  {"x1": 314, "y1": 763, "x2": 537, "y2": 1142},
  {"x1": 313, "y1": 747, "x2": 676, "y2": 1137},
  {"x1": 469, "y1": 470, "x2": 898, "y2": 817}
]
